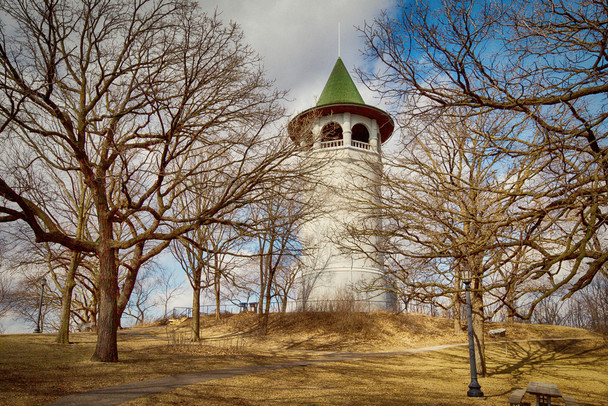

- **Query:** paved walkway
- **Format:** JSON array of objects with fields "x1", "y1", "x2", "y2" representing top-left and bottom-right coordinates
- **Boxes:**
[{"x1": 47, "y1": 337, "x2": 593, "y2": 406}]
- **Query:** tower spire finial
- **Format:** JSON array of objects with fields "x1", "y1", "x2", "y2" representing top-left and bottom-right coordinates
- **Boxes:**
[{"x1": 338, "y1": 22, "x2": 341, "y2": 57}]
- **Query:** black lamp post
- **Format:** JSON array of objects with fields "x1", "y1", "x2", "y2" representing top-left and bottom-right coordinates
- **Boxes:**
[
  {"x1": 33, "y1": 277, "x2": 46, "y2": 334},
  {"x1": 462, "y1": 269, "x2": 483, "y2": 397}
]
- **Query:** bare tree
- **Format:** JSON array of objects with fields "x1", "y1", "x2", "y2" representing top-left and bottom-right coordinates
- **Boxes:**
[
  {"x1": 359, "y1": 0, "x2": 608, "y2": 305},
  {"x1": 155, "y1": 266, "x2": 184, "y2": 322},
  {"x1": 357, "y1": 113, "x2": 530, "y2": 376},
  {"x1": 170, "y1": 166, "x2": 246, "y2": 339},
  {"x1": 274, "y1": 261, "x2": 300, "y2": 313},
  {"x1": 124, "y1": 266, "x2": 158, "y2": 325},
  {"x1": 170, "y1": 227, "x2": 212, "y2": 340},
  {"x1": 4, "y1": 214, "x2": 166, "y2": 341},
  {"x1": 250, "y1": 180, "x2": 305, "y2": 333},
  {"x1": 0, "y1": 0, "x2": 295, "y2": 362},
  {"x1": 9, "y1": 271, "x2": 55, "y2": 332},
  {"x1": 0, "y1": 166, "x2": 94, "y2": 343}
]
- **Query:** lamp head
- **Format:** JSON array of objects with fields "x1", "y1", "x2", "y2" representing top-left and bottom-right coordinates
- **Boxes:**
[{"x1": 461, "y1": 268, "x2": 472, "y2": 283}]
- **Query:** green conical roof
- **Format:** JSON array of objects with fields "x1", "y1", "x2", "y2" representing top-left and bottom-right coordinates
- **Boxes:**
[{"x1": 316, "y1": 57, "x2": 365, "y2": 106}]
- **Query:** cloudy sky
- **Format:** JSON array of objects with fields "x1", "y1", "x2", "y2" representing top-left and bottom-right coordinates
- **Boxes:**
[
  {"x1": 157, "y1": 0, "x2": 399, "y2": 318},
  {"x1": 198, "y1": 0, "x2": 396, "y2": 117},
  {"x1": 1, "y1": 0, "x2": 397, "y2": 333}
]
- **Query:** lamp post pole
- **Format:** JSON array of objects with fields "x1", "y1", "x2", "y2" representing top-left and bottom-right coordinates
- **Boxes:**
[
  {"x1": 464, "y1": 277, "x2": 483, "y2": 397},
  {"x1": 33, "y1": 277, "x2": 46, "y2": 334}
]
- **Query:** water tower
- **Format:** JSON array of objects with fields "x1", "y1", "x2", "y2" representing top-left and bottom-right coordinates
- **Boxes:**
[{"x1": 288, "y1": 57, "x2": 395, "y2": 310}]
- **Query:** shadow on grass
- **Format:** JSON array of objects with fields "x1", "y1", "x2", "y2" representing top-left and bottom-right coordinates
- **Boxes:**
[{"x1": 488, "y1": 339, "x2": 607, "y2": 378}]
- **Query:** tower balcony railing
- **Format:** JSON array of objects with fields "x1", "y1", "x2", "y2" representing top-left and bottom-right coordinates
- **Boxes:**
[
  {"x1": 352, "y1": 140, "x2": 371, "y2": 150},
  {"x1": 318, "y1": 139, "x2": 375, "y2": 152},
  {"x1": 320, "y1": 139, "x2": 344, "y2": 149}
]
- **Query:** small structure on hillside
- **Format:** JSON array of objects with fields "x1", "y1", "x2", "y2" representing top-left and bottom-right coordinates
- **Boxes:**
[{"x1": 288, "y1": 58, "x2": 395, "y2": 311}]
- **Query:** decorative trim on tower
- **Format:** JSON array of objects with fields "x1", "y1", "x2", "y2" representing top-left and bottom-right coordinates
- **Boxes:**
[{"x1": 288, "y1": 58, "x2": 394, "y2": 145}]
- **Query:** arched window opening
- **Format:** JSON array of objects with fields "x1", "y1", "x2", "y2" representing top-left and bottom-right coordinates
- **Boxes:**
[
  {"x1": 321, "y1": 122, "x2": 343, "y2": 141},
  {"x1": 351, "y1": 123, "x2": 370, "y2": 143}
]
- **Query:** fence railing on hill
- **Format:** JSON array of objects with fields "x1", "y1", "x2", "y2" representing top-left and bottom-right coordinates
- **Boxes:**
[
  {"x1": 169, "y1": 301, "x2": 298, "y2": 319},
  {"x1": 169, "y1": 299, "x2": 406, "y2": 319}
]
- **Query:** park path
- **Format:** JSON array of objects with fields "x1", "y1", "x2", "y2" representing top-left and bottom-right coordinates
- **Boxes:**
[{"x1": 46, "y1": 337, "x2": 593, "y2": 406}]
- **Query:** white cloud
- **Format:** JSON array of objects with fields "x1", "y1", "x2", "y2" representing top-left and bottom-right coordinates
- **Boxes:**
[
  {"x1": 1, "y1": 311, "x2": 31, "y2": 334},
  {"x1": 198, "y1": 0, "x2": 395, "y2": 116}
]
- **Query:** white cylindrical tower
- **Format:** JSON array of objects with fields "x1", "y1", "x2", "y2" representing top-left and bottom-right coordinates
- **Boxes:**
[{"x1": 288, "y1": 58, "x2": 395, "y2": 311}]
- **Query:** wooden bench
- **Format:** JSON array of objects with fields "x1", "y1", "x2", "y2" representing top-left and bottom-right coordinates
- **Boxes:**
[
  {"x1": 508, "y1": 389, "x2": 526, "y2": 406},
  {"x1": 508, "y1": 385, "x2": 577, "y2": 406}
]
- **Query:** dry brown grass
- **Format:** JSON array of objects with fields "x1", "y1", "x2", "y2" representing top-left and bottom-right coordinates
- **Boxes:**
[
  {"x1": 0, "y1": 324, "x2": 289, "y2": 406},
  {"x1": 124, "y1": 339, "x2": 608, "y2": 406},
  {"x1": 0, "y1": 312, "x2": 604, "y2": 405}
]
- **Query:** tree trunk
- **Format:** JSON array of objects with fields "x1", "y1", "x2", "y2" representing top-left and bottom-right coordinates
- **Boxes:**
[
  {"x1": 214, "y1": 276, "x2": 221, "y2": 321},
  {"x1": 453, "y1": 292, "x2": 462, "y2": 334},
  {"x1": 91, "y1": 243, "x2": 119, "y2": 362},
  {"x1": 453, "y1": 275, "x2": 462, "y2": 334},
  {"x1": 260, "y1": 284, "x2": 271, "y2": 334},
  {"x1": 91, "y1": 200, "x2": 119, "y2": 362},
  {"x1": 116, "y1": 250, "x2": 142, "y2": 320},
  {"x1": 56, "y1": 251, "x2": 81, "y2": 344},
  {"x1": 192, "y1": 285, "x2": 201, "y2": 341},
  {"x1": 57, "y1": 183, "x2": 87, "y2": 344},
  {"x1": 259, "y1": 252, "x2": 276, "y2": 334},
  {"x1": 116, "y1": 268, "x2": 135, "y2": 316},
  {"x1": 91, "y1": 292, "x2": 98, "y2": 325},
  {"x1": 506, "y1": 283, "x2": 515, "y2": 326},
  {"x1": 118, "y1": 240, "x2": 168, "y2": 320},
  {"x1": 472, "y1": 278, "x2": 486, "y2": 377},
  {"x1": 258, "y1": 248, "x2": 267, "y2": 316},
  {"x1": 264, "y1": 278, "x2": 273, "y2": 315}
]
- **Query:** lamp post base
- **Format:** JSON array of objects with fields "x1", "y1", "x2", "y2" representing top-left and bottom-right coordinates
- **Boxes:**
[{"x1": 467, "y1": 383, "x2": 484, "y2": 397}]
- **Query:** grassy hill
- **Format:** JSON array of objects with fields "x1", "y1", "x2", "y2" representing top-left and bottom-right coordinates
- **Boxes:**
[
  {"x1": 163, "y1": 311, "x2": 596, "y2": 352},
  {"x1": 0, "y1": 312, "x2": 605, "y2": 405}
]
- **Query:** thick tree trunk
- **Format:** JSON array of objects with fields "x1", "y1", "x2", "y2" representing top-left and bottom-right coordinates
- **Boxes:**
[
  {"x1": 56, "y1": 252, "x2": 80, "y2": 344},
  {"x1": 192, "y1": 286, "x2": 201, "y2": 341},
  {"x1": 91, "y1": 242, "x2": 119, "y2": 362},
  {"x1": 91, "y1": 200, "x2": 119, "y2": 362}
]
